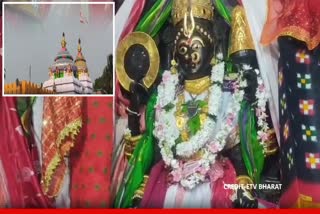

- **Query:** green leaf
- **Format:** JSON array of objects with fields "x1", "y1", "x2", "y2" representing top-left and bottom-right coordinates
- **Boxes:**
[
  {"x1": 181, "y1": 104, "x2": 188, "y2": 113},
  {"x1": 198, "y1": 100, "x2": 208, "y2": 108},
  {"x1": 188, "y1": 115, "x2": 201, "y2": 136},
  {"x1": 208, "y1": 114, "x2": 217, "y2": 121},
  {"x1": 175, "y1": 136, "x2": 182, "y2": 144},
  {"x1": 163, "y1": 103, "x2": 175, "y2": 112}
]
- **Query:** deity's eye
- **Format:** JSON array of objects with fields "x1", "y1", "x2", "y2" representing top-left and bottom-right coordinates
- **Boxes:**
[
  {"x1": 178, "y1": 45, "x2": 188, "y2": 55},
  {"x1": 192, "y1": 42, "x2": 202, "y2": 51}
]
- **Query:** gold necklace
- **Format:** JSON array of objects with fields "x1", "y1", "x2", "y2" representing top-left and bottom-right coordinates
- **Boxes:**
[
  {"x1": 175, "y1": 92, "x2": 209, "y2": 142},
  {"x1": 184, "y1": 76, "x2": 211, "y2": 95}
]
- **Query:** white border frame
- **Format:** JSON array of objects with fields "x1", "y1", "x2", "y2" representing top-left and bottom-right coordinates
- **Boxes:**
[{"x1": 2, "y1": 1, "x2": 115, "y2": 97}]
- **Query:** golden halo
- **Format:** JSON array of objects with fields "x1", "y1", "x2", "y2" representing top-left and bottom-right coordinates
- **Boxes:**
[{"x1": 116, "y1": 32, "x2": 160, "y2": 92}]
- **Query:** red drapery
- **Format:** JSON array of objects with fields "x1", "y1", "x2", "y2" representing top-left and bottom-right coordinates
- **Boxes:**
[
  {"x1": 0, "y1": 98, "x2": 52, "y2": 208},
  {"x1": 261, "y1": 0, "x2": 320, "y2": 50},
  {"x1": 70, "y1": 97, "x2": 113, "y2": 208}
]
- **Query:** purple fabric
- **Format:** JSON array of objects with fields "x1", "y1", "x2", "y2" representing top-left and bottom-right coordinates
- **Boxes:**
[{"x1": 140, "y1": 161, "x2": 168, "y2": 208}]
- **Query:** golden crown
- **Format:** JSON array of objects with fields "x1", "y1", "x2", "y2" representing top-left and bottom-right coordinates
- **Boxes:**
[{"x1": 172, "y1": 0, "x2": 214, "y2": 26}]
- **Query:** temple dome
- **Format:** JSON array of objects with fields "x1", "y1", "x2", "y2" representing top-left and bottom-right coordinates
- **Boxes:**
[
  {"x1": 74, "y1": 38, "x2": 89, "y2": 76},
  {"x1": 49, "y1": 33, "x2": 77, "y2": 75}
]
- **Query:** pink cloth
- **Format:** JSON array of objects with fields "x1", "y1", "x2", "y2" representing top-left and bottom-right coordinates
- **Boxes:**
[
  {"x1": 0, "y1": 160, "x2": 9, "y2": 208},
  {"x1": 210, "y1": 159, "x2": 237, "y2": 208},
  {"x1": 140, "y1": 161, "x2": 168, "y2": 208},
  {"x1": 110, "y1": 144, "x2": 127, "y2": 204},
  {"x1": 141, "y1": 159, "x2": 237, "y2": 208},
  {"x1": 0, "y1": 98, "x2": 52, "y2": 208}
]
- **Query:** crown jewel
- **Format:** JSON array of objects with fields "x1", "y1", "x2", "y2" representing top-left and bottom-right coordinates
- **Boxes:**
[{"x1": 172, "y1": 0, "x2": 214, "y2": 26}]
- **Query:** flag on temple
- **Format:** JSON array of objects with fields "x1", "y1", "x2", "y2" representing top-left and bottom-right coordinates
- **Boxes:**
[{"x1": 80, "y1": 11, "x2": 88, "y2": 24}]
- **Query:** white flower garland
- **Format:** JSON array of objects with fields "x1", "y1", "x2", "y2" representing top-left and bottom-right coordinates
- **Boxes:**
[
  {"x1": 153, "y1": 61, "x2": 246, "y2": 189},
  {"x1": 254, "y1": 69, "x2": 270, "y2": 154}
]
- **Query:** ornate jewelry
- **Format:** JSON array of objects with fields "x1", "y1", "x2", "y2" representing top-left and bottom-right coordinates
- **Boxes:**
[
  {"x1": 172, "y1": 0, "x2": 214, "y2": 26},
  {"x1": 183, "y1": 10, "x2": 195, "y2": 38},
  {"x1": 171, "y1": 59, "x2": 178, "y2": 74},
  {"x1": 126, "y1": 107, "x2": 141, "y2": 117},
  {"x1": 185, "y1": 76, "x2": 211, "y2": 95},
  {"x1": 124, "y1": 134, "x2": 142, "y2": 159}
]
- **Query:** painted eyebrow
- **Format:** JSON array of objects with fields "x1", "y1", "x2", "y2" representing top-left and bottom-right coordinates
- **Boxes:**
[
  {"x1": 178, "y1": 37, "x2": 205, "y2": 47},
  {"x1": 191, "y1": 37, "x2": 205, "y2": 46}
]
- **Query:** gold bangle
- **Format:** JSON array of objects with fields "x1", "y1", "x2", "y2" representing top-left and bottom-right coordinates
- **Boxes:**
[
  {"x1": 236, "y1": 175, "x2": 254, "y2": 185},
  {"x1": 237, "y1": 175, "x2": 254, "y2": 192},
  {"x1": 124, "y1": 134, "x2": 142, "y2": 142},
  {"x1": 130, "y1": 135, "x2": 143, "y2": 142},
  {"x1": 132, "y1": 176, "x2": 149, "y2": 200},
  {"x1": 263, "y1": 129, "x2": 279, "y2": 156}
]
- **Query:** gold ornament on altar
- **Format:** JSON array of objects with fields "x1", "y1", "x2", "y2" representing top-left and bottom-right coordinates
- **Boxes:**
[
  {"x1": 172, "y1": 0, "x2": 214, "y2": 26},
  {"x1": 229, "y1": 6, "x2": 255, "y2": 55}
]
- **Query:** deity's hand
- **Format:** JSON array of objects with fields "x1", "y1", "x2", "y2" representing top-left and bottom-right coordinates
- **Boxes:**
[
  {"x1": 234, "y1": 188, "x2": 258, "y2": 208},
  {"x1": 242, "y1": 67, "x2": 258, "y2": 104},
  {"x1": 129, "y1": 81, "x2": 149, "y2": 113},
  {"x1": 127, "y1": 81, "x2": 149, "y2": 136}
]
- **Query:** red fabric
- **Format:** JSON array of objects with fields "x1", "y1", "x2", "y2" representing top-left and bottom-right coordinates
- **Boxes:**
[
  {"x1": 0, "y1": 98, "x2": 52, "y2": 208},
  {"x1": 280, "y1": 178, "x2": 320, "y2": 208},
  {"x1": 1, "y1": 15, "x2": 2, "y2": 95},
  {"x1": 70, "y1": 97, "x2": 113, "y2": 208},
  {"x1": 261, "y1": 0, "x2": 320, "y2": 50}
]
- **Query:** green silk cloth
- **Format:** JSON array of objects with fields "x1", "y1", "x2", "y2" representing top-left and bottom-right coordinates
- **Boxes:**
[
  {"x1": 114, "y1": 0, "x2": 172, "y2": 208},
  {"x1": 238, "y1": 100, "x2": 265, "y2": 183},
  {"x1": 135, "y1": 0, "x2": 172, "y2": 37},
  {"x1": 114, "y1": 92, "x2": 158, "y2": 208}
]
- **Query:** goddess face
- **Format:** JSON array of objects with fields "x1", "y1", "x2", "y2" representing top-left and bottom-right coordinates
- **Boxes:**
[
  {"x1": 174, "y1": 19, "x2": 214, "y2": 80},
  {"x1": 124, "y1": 44, "x2": 150, "y2": 81}
]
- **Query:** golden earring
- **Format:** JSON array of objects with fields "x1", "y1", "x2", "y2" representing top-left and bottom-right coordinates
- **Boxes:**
[{"x1": 171, "y1": 59, "x2": 178, "y2": 74}]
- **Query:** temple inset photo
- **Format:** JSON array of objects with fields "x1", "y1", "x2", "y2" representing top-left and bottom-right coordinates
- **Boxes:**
[{"x1": 2, "y1": 2, "x2": 114, "y2": 95}]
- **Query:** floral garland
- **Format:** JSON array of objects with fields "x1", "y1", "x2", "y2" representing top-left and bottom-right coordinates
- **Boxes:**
[
  {"x1": 253, "y1": 68, "x2": 270, "y2": 155},
  {"x1": 153, "y1": 61, "x2": 246, "y2": 189}
]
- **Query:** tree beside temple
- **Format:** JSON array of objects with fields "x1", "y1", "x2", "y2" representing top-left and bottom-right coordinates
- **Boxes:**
[{"x1": 94, "y1": 54, "x2": 113, "y2": 94}]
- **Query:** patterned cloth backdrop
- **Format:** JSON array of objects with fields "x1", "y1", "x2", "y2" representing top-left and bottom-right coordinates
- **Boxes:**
[
  {"x1": 278, "y1": 37, "x2": 320, "y2": 208},
  {"x1": 70, "y1": 97, "x2": 113, "y2": 208}
]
